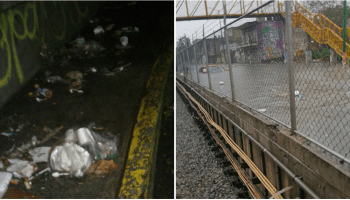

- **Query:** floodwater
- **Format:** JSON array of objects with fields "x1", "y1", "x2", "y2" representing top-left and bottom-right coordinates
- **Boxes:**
[{"x1": 183, "y1": 62, "x2": 350, "y2": 160}]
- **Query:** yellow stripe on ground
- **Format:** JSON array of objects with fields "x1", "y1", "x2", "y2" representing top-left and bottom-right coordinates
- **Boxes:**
[{"x1": 118, "y1": 42, "x2": 173, "y2": 199}]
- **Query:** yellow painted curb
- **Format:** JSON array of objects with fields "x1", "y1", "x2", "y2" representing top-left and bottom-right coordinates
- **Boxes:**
[{"x1": 118, "y1": 43, "x2": 173, "y2": 199}]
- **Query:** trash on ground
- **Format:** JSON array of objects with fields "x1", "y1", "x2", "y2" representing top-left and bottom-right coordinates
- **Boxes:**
[
  {"x1": 46, "y1": 75, "x2": 69, "y2": 84},
  {"x1": 10, "y1": 179, "x2": 19, "y2": 185},
  {"x1": 50, "y1": 142, "x2": 92, "y2": 177},
  {"x1": 28, "y1": 167, "x2": 51, "y2": 181},
  {"x1": 32, "y1": 136, "x2": 39, "y2": 146},
  {"x1": 52, "y1": 172, "x2": 70, "y2": 178},
  {"x1": 86, "y1": 159, "x2": 118, "y2": 175},
  {"x1": 29, "y1": 147, "x2": 51, "y2": 163},
  {"x1": 66, "y1": 70, "x2": 83, "y2": 89},
  {"x1": 257, "y1": 109, "x2": 266, "y2": 112},
  {"x1": 120, "y1": 36, "x2": 128, "y2": 46},
  {"x1": 35, "y1": 84, "x2": 53, "y2": 99},
  {"x1": 69, "y1": 89, "x2": 84, "y2": 94},
  {"x1": 295, "y1": 91, "x2": 302, "y2": 98},
  {"x1": 0, "y1": 171, "x2": 13, "y2": 198},
  {"x1": 17, "y1": 142, "x2": 32, "y2": 152},
  {"x1": 24, "y1": 180, "x2": 31, "y2": 190},
  {"x1": 91, "y1": 67, "x2": 97, "y2": 73},
  {"x1": 1, "y1": 132, "x2": 17, "y2": 137},
  {"x1": 93, "y1": 26, "x2": 104, "y2": 35},
  {"x1": 113, "y1": 63, "x2": 131, "y2": 72},
  {"x1": 219, "y1": 81, "x2": 224, "y2": 85},
  {"x1": 49, "y1": 126, "x2": 118, "y2": 177},
  {"x1": 6, "y1": 159, "x2": 38, "y2": 178}
]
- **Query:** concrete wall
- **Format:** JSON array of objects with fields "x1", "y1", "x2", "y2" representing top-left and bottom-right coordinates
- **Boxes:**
[
  {"x1": 178, "y1": 77, "x2": 350, "y2": 199},
  {"x1": 0, "y1": 1, "x2": 100, "y2": 108}
]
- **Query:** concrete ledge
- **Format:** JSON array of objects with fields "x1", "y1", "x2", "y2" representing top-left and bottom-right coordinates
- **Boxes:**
[{"x1": 118, "y1": 43, "x2": 173, "y2": 199}]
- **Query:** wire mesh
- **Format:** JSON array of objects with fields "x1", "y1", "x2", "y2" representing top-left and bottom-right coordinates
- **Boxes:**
[{"x1": 176, "y1": 0, "x2": 350, "y2": 166}]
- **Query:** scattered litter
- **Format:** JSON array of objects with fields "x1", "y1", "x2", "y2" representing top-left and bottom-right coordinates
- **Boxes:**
[
  {"x1": 6, "y1": 159, "x2": 37, "y2": 178},
  {"x1": 86, "y1": 160, "x2": 118, "y2": 174},
  {"x1": 35, "y1": 84, "x2": 53, "y2": 99},
  {"x1": 67, "y1": 70, "x2": 83, "y2": 89},
  {"x1": 120, "y1": 36, "x2": 128, "y2": 46},
  {"x1": 31, "y1": 136, "x2": 38, "y2": 146},
  {"x1": 29, "y1": 147, "x2": 51, "y2": 163},
  {"x1": 295, "y1": 91, "x2": 302, "y2": 98},
  {"x1": 113, "y1": 63, "x2": 131, "y2": 72},
  {"x1": 1, "y1": 132, "x2": 17, "y2": 137},
  {"x1": 10, "y1": 179, "x2": 19, "y2": 185},
  {"x1": 49, "y1": 125, "x2": 118, "y2": 177},
  {"x1": 24, "y1": 180, "x2": 31, "y2": 190},
  {"x1": 50, "y1": 142, "x2": 92, "y2": 177},
  {"x1": 36, "y1": 98, "x2": 44, "y2": 102},
  {"x1": 6, "y1": 159, "x2": 28, "y2": 172},
  {"x1": 52, "y1": 172, "x2": 70, "y2": 178},
  {"x1": 69, "y1": 89, "x2": 84, "y2": 94},
  {"x1": 91, "y1": 67, "x2": 97, "y2": 73},
  {"x1": 46, "y1": 75, "x2": 68, "y2": 84},
  {"x1": 257, "y1": 109, "x2": 266, "y2": 112},
  {"x1": 28, "y1": 167, "x2": 51, "y2": 181},
  {"x1": 17, "y1": 142, "x2": 32, "y2": 152},
  {"x1": 219, "y1": 81, "x2": 224, "y2": 85},
  {"x1": 0, "y1": 172, "x2": 13, "y2": 198},
  {"x1": 93, "y1": 26, "x2": 104, "y2": 35}
]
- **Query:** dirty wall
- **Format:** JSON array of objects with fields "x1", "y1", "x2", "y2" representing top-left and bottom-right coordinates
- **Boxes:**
[{"x1": 0, "y1": 1, "x2": 100, "y2": 108}]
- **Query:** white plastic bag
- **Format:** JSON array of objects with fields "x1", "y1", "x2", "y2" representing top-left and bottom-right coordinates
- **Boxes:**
[{"x1": 50, "y1": 142, "x2": 92, "y2": 177}]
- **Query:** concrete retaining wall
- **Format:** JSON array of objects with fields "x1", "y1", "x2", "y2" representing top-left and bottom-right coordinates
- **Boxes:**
[
  {"x1": 0, "y1": 1, "x2": 100, "y2": 108},
  {"x1": 177, "y1": 76, "x2": 350, "y2": 198}
]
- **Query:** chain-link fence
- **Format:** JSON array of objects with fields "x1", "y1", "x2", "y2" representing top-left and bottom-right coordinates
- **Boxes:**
[{"x1": 176, "y1": 0, "x2": 350, "y2": 167}]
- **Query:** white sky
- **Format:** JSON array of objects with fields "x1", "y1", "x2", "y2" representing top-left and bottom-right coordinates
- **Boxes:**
[{"x1": 176, "y1": 18, "x2": 256, "y2": 42}]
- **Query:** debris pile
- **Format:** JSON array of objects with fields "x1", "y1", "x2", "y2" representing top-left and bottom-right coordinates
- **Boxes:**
[{"x1": 0, "y1": 123, "x2": 118, "y2": 195}]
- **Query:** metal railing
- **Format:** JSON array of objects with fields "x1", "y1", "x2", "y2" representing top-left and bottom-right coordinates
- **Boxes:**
[{"x1": 176, "y1": 0, "x2": 350, "y2": 168}]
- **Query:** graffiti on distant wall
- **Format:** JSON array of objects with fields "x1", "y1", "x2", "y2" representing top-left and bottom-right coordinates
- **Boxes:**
[
  {"x1": 257, "y1": 21, "x2": 284, "y2": 60},
  {"x1": 0, "y1": 2, "x2": 89, "y2": 89}
]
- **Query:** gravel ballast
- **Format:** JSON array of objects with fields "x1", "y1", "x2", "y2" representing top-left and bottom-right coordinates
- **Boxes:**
[{"x1": 176, "y1": 91, "x2": 240, "y2": 199}]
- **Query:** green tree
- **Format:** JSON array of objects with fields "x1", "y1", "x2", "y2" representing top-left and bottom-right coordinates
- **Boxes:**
[
  {"x1": 176, "y1": 35, "x2": 191, "y2": 53},
  {"x1": 301, "y1": 1, "x2": 350, "y2": 27}
]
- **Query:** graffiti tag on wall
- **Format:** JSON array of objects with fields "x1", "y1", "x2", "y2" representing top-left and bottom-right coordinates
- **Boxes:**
[
  {"x1": 257, "y1": 21, "x2": 284, "y2": 60},
  {"x1": 0, "y1": 2, "x2": 89, "y2": 89}
]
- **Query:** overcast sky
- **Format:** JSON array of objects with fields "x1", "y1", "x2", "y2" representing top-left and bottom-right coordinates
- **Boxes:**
[{"x1": 176, "y1": 18, "x2": 257, "y2": 43}]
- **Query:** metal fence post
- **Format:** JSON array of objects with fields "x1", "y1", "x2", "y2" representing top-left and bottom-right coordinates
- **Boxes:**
[
  {"x1": 203, "y1": 25, "x2": 213, "y2": 89},
  {"x1": 222, "y1": 0, "x2": 235, "y2": 100},
  {"x1": 193, "y1": 34, "x2": 200, "y2": 84},
  {"x1": 185, "y1": 40, "x2": 193, "y2": 80},
  {"x1": 286, "y1": 0, "x2": 297, "y2": 133}
]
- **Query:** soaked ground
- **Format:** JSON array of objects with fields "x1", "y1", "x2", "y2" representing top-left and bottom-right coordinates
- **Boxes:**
[{"x1": 1, "y1": 2, "x2": 173, "y2": 198}]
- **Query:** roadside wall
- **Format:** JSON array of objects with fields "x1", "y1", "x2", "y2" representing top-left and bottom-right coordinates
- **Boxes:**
[
  {"x1": 0, "y1": 1, "x2": 100, "y2": 108},
  {"x1": 177, "y1": 76, "x2": 350, "y2": 199}
]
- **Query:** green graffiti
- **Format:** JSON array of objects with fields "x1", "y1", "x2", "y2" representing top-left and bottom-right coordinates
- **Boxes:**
[
  {"x1": 262, "y1": 26, "x2": 270, "y2": 34},
  {"x1": 0, "y1": 2, "x2": 89, "y2": 89},
  {"x1": 0, "y1": 13, "x2": 12, "y2": 88}
]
